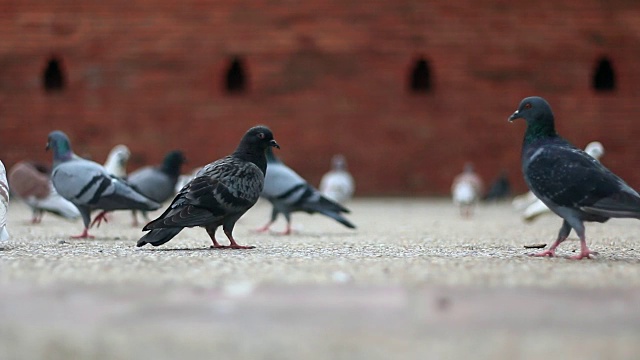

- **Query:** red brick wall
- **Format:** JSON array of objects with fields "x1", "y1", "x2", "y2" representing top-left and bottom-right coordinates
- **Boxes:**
[{"x1": 2, "y1": 1, "x2": 640, "y2": 195}]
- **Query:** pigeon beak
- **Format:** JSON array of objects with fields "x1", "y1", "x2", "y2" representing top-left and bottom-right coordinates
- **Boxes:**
[
  {"x1": 269, "y1": 140, "x2": 280, "y2": 149},
  {"x1": 508, "y1": 110, "x2": 522, "y2": 123},
  {"x1": 45, "y1": 141, "x2": 51, "y2": 151}
]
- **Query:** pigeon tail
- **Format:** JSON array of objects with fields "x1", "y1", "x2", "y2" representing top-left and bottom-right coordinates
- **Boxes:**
[
  {"x1": 321, "y1": 211, "x2": 356, "y2": 229},
  {"x1": 137, "y1": 228, "x2": 183, "y2": 247}
]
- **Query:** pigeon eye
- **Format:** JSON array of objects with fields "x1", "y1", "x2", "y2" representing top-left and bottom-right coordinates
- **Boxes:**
[
  {"x1": 257, "y1": 133, "x2": 265, "y2": 139},
  {"x1": 524, "y1": 103, "x2": 532, "y2": 109}
]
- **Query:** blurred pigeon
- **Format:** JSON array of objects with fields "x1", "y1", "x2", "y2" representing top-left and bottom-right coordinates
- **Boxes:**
[
  {"x1": 483, "y1": 170, "x2": 511, "y2": 201},
  {"x1": 451, "y1": 163, "x2": 484, "y2": 217},
  {"x1": 520, "y1": 141, "x2": 606, "y2": 222},
  {"x1": 103, "y1": 144, "x2": 130, "y2": 178},
  {"x1": 137, "y1": 126, "x2": 279, "y2": 249},
  {"x1": 0, "y1": 161, "x2": 9, "y2": 241},
  {"x1": 8, "y1": 161, "x2": 80, "y2": 223},
  {"x1": 127, "y1": 150, "x2": 186, "y2": 225},
  {"x1": 509, "y1": 96, "x2": 640, "y2": 259},
  {"x1": 259, "y1": 148, "x2": 356, "y2": 235},
  {"x1": 46, "y1": 131, "x2": 160, "y2": 238},
  {"x1": 319, "y1": 154, "x2": 355, "y2": 204}
]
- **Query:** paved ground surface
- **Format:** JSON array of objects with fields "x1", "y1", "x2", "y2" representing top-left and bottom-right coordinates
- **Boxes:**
[{"x1": 1, "y1": 198, "x2": 640, "y2": 359}]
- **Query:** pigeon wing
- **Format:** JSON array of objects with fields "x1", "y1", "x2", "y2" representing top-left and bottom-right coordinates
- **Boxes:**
[{"x1": 525, "y1": 143, "x2": 640, "y2": 217}]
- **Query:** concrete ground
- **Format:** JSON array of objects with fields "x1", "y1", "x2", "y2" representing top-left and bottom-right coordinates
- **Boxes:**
[{"x1": 1, "y1": 198, "x2": 640, "y2": 359}]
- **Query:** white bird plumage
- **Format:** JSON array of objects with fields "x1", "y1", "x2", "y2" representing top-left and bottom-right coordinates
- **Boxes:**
[
  {"x1": 319, "y1": 154, "x2": 355, "y2": 204},
  {"x1": 451, "y1": 163, "x2": 483, "y2": 218},
  {"x1": 103, "y1": 144, "x2": 131, "y2": 178},
  {"x1": 0, "y1": 161, "x2": 10, "y2": 241}
]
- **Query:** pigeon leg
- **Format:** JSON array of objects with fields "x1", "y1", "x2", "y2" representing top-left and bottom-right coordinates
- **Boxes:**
[
  {"x1": 206, "y1": 226, "x2": 227, "y2": 249},
  {"x1": 131, "y1": 210, "x2": 139, "y2": 227},
  {"x1": 255, "y1": 221, "x2": 273, "y2": 233},
  {"x1": 90, "y1": 211, "x2": 109, "y2": 228},
  {"x1": 31, "y1": 210, "x2": 43, "y2": 224},
  {"x1": 568, "y1": 225, "x2": 597, "y2": 260},
  {"x1": 279, "y1": 223, "x2": 292, "y2": 236},
  {"x1": 530, "y1": 220, "x2": 571, "y2": 257},
  {"x1": 224, "y1": 228, "x2": 255, "y2": 249},
  {"x1": 278, "y1": 214, "x2": 293, "y2": 235},
  {"x1": 70, "y1": 228, "x2": 94, "y2": 239}
]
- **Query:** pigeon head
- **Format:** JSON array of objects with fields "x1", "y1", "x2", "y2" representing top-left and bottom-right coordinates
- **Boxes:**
[
  {"x1": 161, "y1": 150, "x2": 187, "y2": 176},
  {"x1": 508, "y1": 96, "x2": 557, "y2": 139},
  {"x1": 110, "y1": 145, "x2": 131, "y2": 166},
  {"x1": 331, "y1": 154, "x2": 347, "y2": 171},
  {"x1": 585, "y1": 141, "x2": 605, "y2": 160},
  {"x1": 46, "y1": 130, "x2": 74, "y2": 162},
  {"x1": 237, "y1": 126, "x2": 280, "y2": 153}
]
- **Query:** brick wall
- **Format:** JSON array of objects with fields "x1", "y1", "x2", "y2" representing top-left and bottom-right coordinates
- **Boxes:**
[{"x1": 1, "y1": 1, "x2": 640, "y2": 195}]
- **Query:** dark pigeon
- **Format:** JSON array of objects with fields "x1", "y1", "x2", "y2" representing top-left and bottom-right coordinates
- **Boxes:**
[
  {"x1": 483, "y1": 170, "x2": 511, "y2": 201},
  {"x1": 46, "y1": 131, "x2": 161, "y2": 238},
  {"x1": 258, "y1": 148, "x2": 356, "y2": 235},
  {"x1": 509, "y1": 96, "x2": 640, "y2": 259},
  {"x1": 127, "y1": 150, "x2": 186, "y2": 225},
  {"x1": 137, "y1": 126, "x2": 279, "y2": 249}
]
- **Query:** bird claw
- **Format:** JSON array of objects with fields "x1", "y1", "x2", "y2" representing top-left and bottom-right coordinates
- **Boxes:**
[
  {"x1": 568, "y1": 251, "x2": 598, "y2": 260},
  {"x1": 529, "y1": 249, "x2": 556, "y2": 257},
  {"x1": 209, "y1": 244, "x2": 255, "y2": 250},
  {"x1": 70, "y1": 229, "x2": 94, "y2": 239}
]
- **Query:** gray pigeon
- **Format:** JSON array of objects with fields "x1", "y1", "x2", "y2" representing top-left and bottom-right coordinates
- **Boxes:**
[
  {"x1": 127, "y1": 150, "x2": 186, "y2": 225},
  {"x1": 46, "y1": 131, "x2": 161, "y2": 238},
  {"x1": 509, "y1": 96, "x2": 640, "y2": 259},
  {"x1": 258, "y1": 148, "x2": 356, "y2": 235},
  {"x1": 137, "y1": 126, "x2": 279, "y2": 249}
]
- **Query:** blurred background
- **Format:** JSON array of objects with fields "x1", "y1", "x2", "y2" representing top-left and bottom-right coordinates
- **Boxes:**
[{"x1": 1, "y1": 0, "x2": 638, "y2": 195}]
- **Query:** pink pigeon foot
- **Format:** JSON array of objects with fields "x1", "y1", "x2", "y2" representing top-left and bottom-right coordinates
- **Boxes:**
[
  {"x1": 90, "y1": 211, "x2": 109, "y2": 228},
  {"x1": 70, "y1": 228, "x2": 94, "y2": 239}
]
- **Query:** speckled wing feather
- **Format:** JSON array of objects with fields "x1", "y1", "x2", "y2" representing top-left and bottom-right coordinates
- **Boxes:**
[
  {"x1": 144, "y1": 156, "x2": 264, "y2": 229},
  {"x1": 524, "y1": 137, "x2": 640, "y2": 217}
]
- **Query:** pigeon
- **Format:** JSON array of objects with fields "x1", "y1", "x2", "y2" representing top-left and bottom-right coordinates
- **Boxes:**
[
  {"x1": 520, "y1": 141, "x2": 606, "y2": 222},
  {"x1": 103, "y1": 144, "x2": 130, "y2": 178},
  {"x1": 137, "y1": 125, "x2": 279, "y2": 249},
  {"x1": 319, "y1": 154, "x2": 355, "y2": 204},
  {"x1": 451, "y1": 162, "x2": 484, "y2": 218},
  {"x1": 258, "y1": 148, "x2": 356, "y2": 235},
  {"x1": 46, "y1": 131, "x2": 161, "y2": 238},
  {"x1": 483, "y1": 170, "x2": 511, "y2": 201},
  {"x1": 509, "y1": 96, "x2": 640, "y2": 259},
  {"x1": 8, "y1": 161, "x2": 81, "y2": 223},
  {"x1": 0, "y1": 161, "x2": 9, "y2": 241},
  {"x1": 127, "y1": 150, "x2": 186, "y2": 225}
]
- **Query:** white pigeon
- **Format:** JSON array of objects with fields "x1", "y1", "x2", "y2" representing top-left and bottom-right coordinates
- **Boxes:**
[
  {"x1": 519, "y1": 141, "x2": 605, "y2": 222},
  {"x1": 8, "y1": 161, "x2": 80, "y2": 223},
  {"x1": 319, "y1": 154, "x2": 355, "y2": 204},
  {"x1": 103, "y1": 144, "x2": 130, "y2": 178},
  {"x1": 451, "y1": 163, "x2": 483, "y2": 218},
  {"x1": 0, "y1": 161, "x2": 9, "y2": 241}
]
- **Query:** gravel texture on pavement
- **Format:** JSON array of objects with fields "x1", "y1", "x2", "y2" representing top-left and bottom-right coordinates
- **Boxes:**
[{"x1": 1, "y1": 198, "x2": 639, "y2": 359}]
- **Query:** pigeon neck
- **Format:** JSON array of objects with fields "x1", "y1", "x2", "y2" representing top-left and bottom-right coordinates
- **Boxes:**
[
  {"x1": 53, "y1": 147, "x2": 74, "y2": 167},
  {"x1": 233, "y1": 147, "x2": 268, "y2": 175},
  {"x1": 161, "y1": 161, "x2": 181, "y2": 178},
  {"x1": 523, "y1": 120, "x2": 557, "y2": 145}
]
